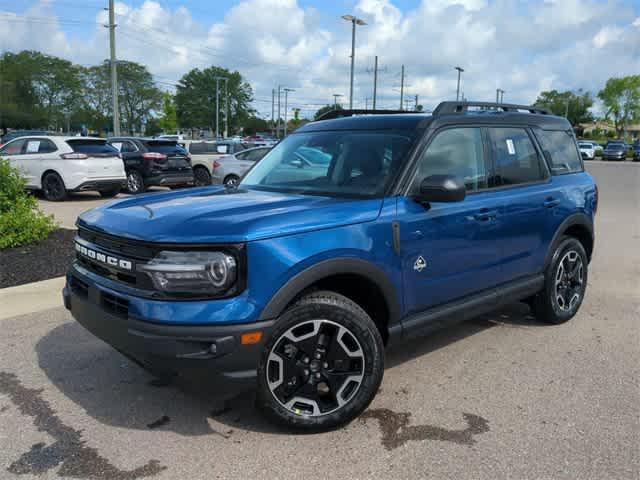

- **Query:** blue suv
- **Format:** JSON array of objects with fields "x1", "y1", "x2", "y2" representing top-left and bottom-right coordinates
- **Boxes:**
[{"x1": 64, "y1": 101, "x2": 597, "y2": 430}]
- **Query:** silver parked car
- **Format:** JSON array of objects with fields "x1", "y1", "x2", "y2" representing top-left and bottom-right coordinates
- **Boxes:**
[{"x1": 213, "y1": 146, "x2": 272, "y2": 185}]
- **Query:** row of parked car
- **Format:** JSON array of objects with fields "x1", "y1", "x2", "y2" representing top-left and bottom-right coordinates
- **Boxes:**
[
  {"x1": 577, "y1": 140, "x2": 640, "y2": 161},
  {"x1": 0, "y1": 135, "x2": 272, "y2": 201}
]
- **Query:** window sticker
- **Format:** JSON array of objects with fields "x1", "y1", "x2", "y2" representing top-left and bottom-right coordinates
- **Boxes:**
[
  {"x1": 26, "y1": 141, "x2": 40, "y2": 153},
  {"x1": 506, "y1": 139, "x2": 516, "y2": 155}
]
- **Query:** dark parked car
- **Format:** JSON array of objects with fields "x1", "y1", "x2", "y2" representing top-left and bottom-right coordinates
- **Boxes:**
[
  {"x1": 108, "y1": 137, "x2": 194, "y2": 193},
  {"x1": 602, "y1": 142, "x2": 628, "y2": 161}
]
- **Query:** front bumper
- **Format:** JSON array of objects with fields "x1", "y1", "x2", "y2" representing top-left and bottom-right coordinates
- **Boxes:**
[
  {"x1": 63, "y1": 273, "x2": 275, "y2": 386},
  {"x1": 603, "y1": 153, "x2": 625, "y2": 161}
]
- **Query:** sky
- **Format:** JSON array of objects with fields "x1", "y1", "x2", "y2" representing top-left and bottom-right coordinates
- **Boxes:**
[{"x1": 0, "y1": 0, "x2": 639, "y2": 119}]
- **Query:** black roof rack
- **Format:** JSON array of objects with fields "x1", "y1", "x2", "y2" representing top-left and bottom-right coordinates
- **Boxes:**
[
  {"x1": 433, "y1": 101, "x2": 550, "y2": 116},
  {"x1": 315, "y1": 109, "x2": 420, "y2": 121}
]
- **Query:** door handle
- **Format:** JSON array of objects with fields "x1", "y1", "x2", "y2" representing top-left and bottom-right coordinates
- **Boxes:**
[
  {"x1": 473, "y1": 209, "x2": 498, "y2": 222},
  {"x1": 543, "y1": 197, "x2": 561, "y2": 208}
]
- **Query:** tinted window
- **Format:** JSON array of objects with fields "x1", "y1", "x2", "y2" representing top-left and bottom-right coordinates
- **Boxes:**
[
  {"x1": 412, "y1": 127, "x2": 488, "y2": 193},
  {"x1": 247, "y1": 148, "x2": 270, "y2": 161},
  {"x1": 490, "y1": 128, "x2": 546, "y2": 185},
  {"x1": 144, "y1": 141, "x2": 187, "y2": 155},
  {"x1": 535, "y1": 130, "x2": 583, "y2": 174},
  {"x1": 0, "y1": 138, "x2": 26, "y2": 155},
  {"x1": 120, "y1": 141, "x2": 137, "y2": 153},
  {"x1": 66, "y1": 139, "x2": 119, "y2": 155},
  {"x1": 38, "y1": 139, "x2": 57, "y2": 153},
  {"x1": 188, "y1": 142, "x2": 216, "y2": 154}
]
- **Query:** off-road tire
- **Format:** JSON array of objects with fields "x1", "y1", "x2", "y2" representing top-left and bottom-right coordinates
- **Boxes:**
[{"x1": 256, "y1": 291, "x2": 384, "y2": 431}]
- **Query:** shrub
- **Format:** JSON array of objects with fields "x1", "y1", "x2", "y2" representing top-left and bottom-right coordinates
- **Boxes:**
[
  {"x1": 0, "y1": 158, "x2": 57, "y2": 249},
  {"x1": 595, "y1": 148, "x2": 604, "y2": 157}
]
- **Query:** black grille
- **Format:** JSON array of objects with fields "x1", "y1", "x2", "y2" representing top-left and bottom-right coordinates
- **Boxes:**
[
  {"x1": 77, "y1": 227, "x2": 154, "y2": 260},
  {"x1": 101, "y1": 292, "x2": 129, "y2": 319}
]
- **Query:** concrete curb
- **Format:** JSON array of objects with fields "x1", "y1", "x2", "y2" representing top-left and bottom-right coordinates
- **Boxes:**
[{"x1": 0, "y1": 276, "x2": 65, "y2": 320}]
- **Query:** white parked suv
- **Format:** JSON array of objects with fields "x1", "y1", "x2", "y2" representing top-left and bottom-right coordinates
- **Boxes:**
[{"x1": 0, "y1": 136, "x2": 126, "y2": 201}]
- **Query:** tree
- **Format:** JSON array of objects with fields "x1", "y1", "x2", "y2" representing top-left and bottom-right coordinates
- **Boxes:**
[
  {"x1": 175, "y1": 66, "x2": 254, "y2": 134},
  {"x1": 598, "y1": 75, "x2": 640, "y2": 137},
  {"x1": 242, "y1": 116, "x2": 269, "y2": 136},
  {"x1": 534, "y1": 89, "x2": 594, "y2": 126},
  {"x1": 0, "y1": 50, "x2": 82, "y2": 130},
  {"x1": 80, "y1": 64, "x2": 112, "y2": 132},
  {"x1": 314, "y1": 104, "x2": 343, "y2": 120},
  {"x1": 158, "y1": 92, "x2": 177, "y2": 133},
  {"x1": 116, "y1": 61, "x2": 162, "y2": 135}
]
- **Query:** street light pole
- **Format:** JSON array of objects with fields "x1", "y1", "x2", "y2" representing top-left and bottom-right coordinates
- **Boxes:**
[
  {"x1": 333, "y1": 94, "x2": 343, "y2": 109},
  {"x1": 107, "y1": 0, "x2": 120, "y2": 135},
  {"x1": 283, "y1": 88, "x2": 294, "y2": 136},
  {"x1": 454, "y1": 66, "x2": 464, "y2": 101},
  {"x1": 342, "y1": 15, "x2": 367, "y2": 110}
]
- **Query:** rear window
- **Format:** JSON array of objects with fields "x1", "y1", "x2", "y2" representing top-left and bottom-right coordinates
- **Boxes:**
[
  {"x1": 534, "y1": 130, "x2": 583, "y2": 174},
  {"x1": 66, "y1": 139, "x2": 119, "y2": 155},
  {"x1": 144, "y1": 141, "x2": 187, "y2": 155},
  {"x1": 188, "y1": 142, "x2": 217, "y2": 154}
]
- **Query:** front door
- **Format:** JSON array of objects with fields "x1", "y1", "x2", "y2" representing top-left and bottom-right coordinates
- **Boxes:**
[{"x1": 399, "y1": 127, "x2": 505, "y2": 315}]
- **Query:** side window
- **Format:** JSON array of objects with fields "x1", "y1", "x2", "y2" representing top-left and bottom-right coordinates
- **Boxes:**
[
  {"x1": 25, "y1": 139, "x2": 42, "y2": 154},
  {"x1": 411, "y1": 127, "x2": 488, "y2": 193},
  {"x1": 235, "y1": 151, "x2": 248, "y2": 160},
  {"x1": 534, "y1": 129, "x2": 583, "y2": 174},
  {"x1": 121, "y1": 141, "x2": 137, "y2": 153},
  {"x1": 38, "y1": 139, "x2": 57, "y2": 153},
  {"x1": 0, "y1": 138, "x2": 26, "y2": 155},
  {"x1": 489, "y1": 128, "x2": 546, "y2": 185}
]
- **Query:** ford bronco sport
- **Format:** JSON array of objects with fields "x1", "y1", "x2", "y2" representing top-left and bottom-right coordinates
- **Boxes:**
[{"x1": 64, "y1": 101, "x2": 597, "y2": 430}]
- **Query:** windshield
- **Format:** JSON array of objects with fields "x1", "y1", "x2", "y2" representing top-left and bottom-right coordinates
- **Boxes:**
[
  {"x1": 240, "y1": 130, "x2": 416, "y2": 197},
  {"x1": 606, "y1": 143, "x2": 624, "y2": 150}
]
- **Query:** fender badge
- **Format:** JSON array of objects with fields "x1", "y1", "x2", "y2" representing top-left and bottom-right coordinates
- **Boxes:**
[{"x1": 414, "y1": 256, "x2": 427, "y2": 272}]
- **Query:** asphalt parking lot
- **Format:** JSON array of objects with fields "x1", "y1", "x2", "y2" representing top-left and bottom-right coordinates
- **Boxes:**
[{"x1": 2, "y1": 162, "x2": 638, "y2": 479}]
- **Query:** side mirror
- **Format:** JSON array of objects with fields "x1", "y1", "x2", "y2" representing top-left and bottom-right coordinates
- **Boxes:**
[{"x1": 414, "y1": 174, "x2": 466, "y2": 203}]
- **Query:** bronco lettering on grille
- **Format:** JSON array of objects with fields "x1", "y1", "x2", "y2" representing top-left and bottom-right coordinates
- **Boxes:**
[{"x1": 75, "y1": 242, "x2": 133, "y2": 271}]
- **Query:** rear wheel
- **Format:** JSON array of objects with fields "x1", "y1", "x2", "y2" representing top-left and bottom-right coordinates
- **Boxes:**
[
  {"x1": 42, "y1": 172, "x2": 67, "y2": 201},
  {"x1": 257, "y1": 291, "x2": 384, "y2": 431},
  {"x1": 99, "y1": 186, "x2": 120, "y2": 198},
  {"x1": 531, "y1": 236, "x2": 588, "y2": 324},
  {"x1": 126, "y1": 170, "x2": 145, "y2": 194},
  {"x1": 193, "y1": 166, "x2": 212, "y2": 187},
  {"x1": 223, "y1": 174, "x2": 240, "y2": 187}
]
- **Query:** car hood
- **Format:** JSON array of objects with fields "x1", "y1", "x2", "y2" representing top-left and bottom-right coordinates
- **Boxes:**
[{"x1": 77, "y1": 186, "x2": 383, "y2": 243}]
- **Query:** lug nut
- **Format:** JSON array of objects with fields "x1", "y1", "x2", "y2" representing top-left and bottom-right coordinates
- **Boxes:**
[
  {"x1": 315, "y1": 372, "x2": 321, "y2": 379},
  {"x1": 323, "y1": 362, "x2": 328, "y2": 369},
  {"x1": 315, "y1": 353, "x2": 321, "y2": 359},
  {"x1": 303, "y1": 369, "x2": 309, "y2": 376},
  {"x1": 303, "y1": 357, "x2": 310, "y2": 364}
]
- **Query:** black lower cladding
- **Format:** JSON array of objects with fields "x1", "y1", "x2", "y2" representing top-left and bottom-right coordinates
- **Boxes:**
[{"x1": 63, "y1": 276, "x2": 275, "y2": 385}]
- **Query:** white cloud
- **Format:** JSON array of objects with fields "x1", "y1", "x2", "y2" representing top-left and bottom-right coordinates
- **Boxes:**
[{"x1": 1, "y1": 0, "x2": 639, "y2": 117}]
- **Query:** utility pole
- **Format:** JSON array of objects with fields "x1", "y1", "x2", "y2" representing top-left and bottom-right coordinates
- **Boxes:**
[
  {"x1": 496, "y1": 88, "x2": 500, "y2": 103},
  {"x1": 500, "y1": 90, "x2": 505, "y2": 103},
  {"x1": 454, "y1": 66, "x2": 464, "y2": 102},
  {"x1": 224, "y1": 78, "x2": 228, "y2": 138},
  {"x1": 215, "y1": 77, "x2": 220, "y2": 139},
  {"x1": 415, "y1": 94, "x2": 419, "y2": 110},
  {"x1": 276, "y1": 85, "x2": 282, "y2": 139},
  {"x1": 107, "y1": 0, "x2": 120, "y2": 136},
  {"x1": 283, "y1": 88, "x2": 294, "y2": 136},
  {"x1": 399, "y1": 64, "x2": 405, "y2": 110},
  {"x1": 333, "y1": 93, "x2": 343, "y2": 108},
  {"x1": 271, "y1": 88, "x2": 275, "y2": 135}
]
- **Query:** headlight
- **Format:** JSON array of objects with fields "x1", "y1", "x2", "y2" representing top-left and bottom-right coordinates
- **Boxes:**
[{"x1": 138, "y1": 251, "x2": 238, "y2": 297}]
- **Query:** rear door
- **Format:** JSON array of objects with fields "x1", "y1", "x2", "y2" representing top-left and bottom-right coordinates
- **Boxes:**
[
  {"x1": 398, "y1": 126, "x2": 505, "y2": 313},
  {"x1": 486, "y1": 126, "x2": 556, "y2": 282}
]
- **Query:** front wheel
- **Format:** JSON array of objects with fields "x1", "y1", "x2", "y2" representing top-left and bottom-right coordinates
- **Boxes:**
[
  {"x1": 126, "y1": 170, "x2": 145, "y2": 194},
  {"x1": 531, "y1": 236, "x2": 588, "y2": 324},
  {"x1": 223, "y1": 174, "x2": 240, "y2": 187},
  {"x1": 257, "y1": 291, "x2": 384, "y2": 431}
]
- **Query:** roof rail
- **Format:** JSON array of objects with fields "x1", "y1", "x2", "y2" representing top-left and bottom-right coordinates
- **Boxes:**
[
  {"x1": 315, "y1": 109, "x2": 421, "y2": 121},
  {"x1": 433, "y1": 101, "x2": 550, "y2": 116}
]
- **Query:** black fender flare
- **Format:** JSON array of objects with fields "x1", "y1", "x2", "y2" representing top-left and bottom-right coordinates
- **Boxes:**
[
  {"x1": 258, "y1": 257, "x2": 402, "y2": 327},
  {"x1": 544, "y1": 212, "x2": 594, "y2": 268}
]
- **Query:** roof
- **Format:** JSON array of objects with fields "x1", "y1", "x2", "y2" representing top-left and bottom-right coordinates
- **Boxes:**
[
  {"x1": 108, "y1": 137, "x2": 178, "y2": 142},
  {"x1": 299, "y1": 101, "x2": 571, "y2": 133},
  {"x1": 5, "y1": 135, "x2": 106, "y2": 142}
]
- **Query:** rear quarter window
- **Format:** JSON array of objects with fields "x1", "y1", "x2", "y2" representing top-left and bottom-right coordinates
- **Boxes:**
[
  {"x1": 534, "y1": 130, "x2": 583, "y2": 175},
  {"x1": 66, "y1": 139, "x2": 119, "y2": 155},
  {"x1": 145, "y1": 141, "x2": 187, "y2": 155}
]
